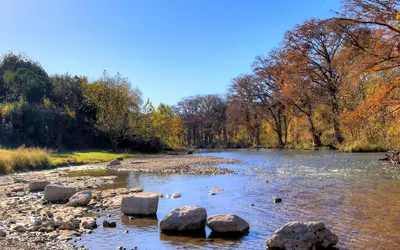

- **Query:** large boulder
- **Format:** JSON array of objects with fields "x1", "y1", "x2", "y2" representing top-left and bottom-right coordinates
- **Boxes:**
[
  {"x1": 207, "y1": 214, "x2": 249, "y2": 235},
  {"x1": 28, "y1": 180, "x2": 50, "y2": 192},
  {"x1": 44, "y1": 184, "x2": 76, "y2": 201},
  {"x1": 67, "y1": 191, "x2": 92, "y2": 207},
  {"x1": 266, "y1": 221, "x2": 339, "y2": 250},
  {"x1": 159, "y1": 206, "x2": 207, "y2": 232},
  {"x1": 121, "y1": 192, "x2": 159, "y2": 216}
]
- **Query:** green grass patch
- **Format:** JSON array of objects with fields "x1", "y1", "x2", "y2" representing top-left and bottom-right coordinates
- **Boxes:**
[
  {"x1": 51, "y1": 150, "x2": 132, "y2": 166},
  {"x1": 341, "y1": 141, "x2": 386, "y2": 153}
]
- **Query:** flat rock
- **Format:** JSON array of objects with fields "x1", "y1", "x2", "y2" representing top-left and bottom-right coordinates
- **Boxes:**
[
  {"x1": 44, "y1": 184, "x2": 76, "y2": 201},
  {"x1": 28, "y1": 180, "x2": 50, "y2": 192},
  {"x1": 67, "y1": 191, "x2": 92, "y2": 207},
  {"x1": 207, "y1": 214, "x2": 249, "y2": 235},
  {"x1": 266, "y1": 221, "x2": 339, "y2": 250},
  {"x1": 121, "y1": 192, "x2": 159, "y2": 216},
  {"x1": 159, "y1": 206, "x2": 207, "y2": 232}
]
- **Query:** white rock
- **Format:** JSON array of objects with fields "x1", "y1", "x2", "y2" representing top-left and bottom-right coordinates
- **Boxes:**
[
  {"x1": 121, "y1": 192, "x2": 159, "y2": 216},
  {"x1": 28, "y1": 180, "x2": 50, "y2": 192},
  {"x1": 44, "y1": 184, "x2": 76, "y2": 201},
  {"x1": 159, "y1": 206, "x2": 207, "y2": 232},
  {"x1": 172, "y1": 193, "x2": 181, "y2": 198},
  {"x1": 266, "y1": 221, "x2": 339, "y2": 250},
  {"x1": 67, "y1": 191, "x2": 92, "y2": 207},
  {"x1": 207, "y1": 214, "x2": 249, "y2": 235}
]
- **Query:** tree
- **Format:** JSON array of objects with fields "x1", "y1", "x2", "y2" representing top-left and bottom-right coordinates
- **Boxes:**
[
  {"x1": 153, "y1": 104, "x2": 183, "y2": 149},
  {"x1": 50, "y1": 74, "x2": 86, "y2": 112},
  {"x1": 252, "y1": 53, "x2": 289, "y2": 148},
  {"x1": 0, "y1": 53, "x2": 51, "y2": 104},
  {"x1": 280, "y1": 48, "x2": 325, "y2": 147},
  {"x1": 84, "y1": 71, "x2": 142, "y2": 152},
  {"x1": 227, "y1": 74, "x2": 262, "y2": 147},
  {"x1": 284, "y1": 19, "x2": 348, "y2": 143},
  {"x1": 176, "y1": 95, "x2": 227, "y2": 148}
]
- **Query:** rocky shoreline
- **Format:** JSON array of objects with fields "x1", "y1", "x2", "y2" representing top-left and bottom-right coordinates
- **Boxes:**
[{"x1": 0, "y1": 155, "x2": 240, "y2": 249}]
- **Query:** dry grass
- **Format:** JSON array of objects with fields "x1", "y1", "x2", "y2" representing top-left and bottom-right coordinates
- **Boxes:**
[
  {"x1": 0, "y1": 148, "x2": 134, "y2": 174},
  {"x1": 0, "y1": 147, "x2": 52, "y2": 174}
]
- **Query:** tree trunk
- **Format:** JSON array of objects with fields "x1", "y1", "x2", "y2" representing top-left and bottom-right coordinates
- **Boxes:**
[
  {"x1": 223, "y1": 126, "x2": 227, "y2": 146},
  {"x1": 111, "y1": 139, "x2": 118, "y2": 152},
  {"x1": 331, "y1": 97, "x2": 344, "y2": 143},
  {"x1": 270, "y1": 107, "x2": 285, "y2": 148},
  {"x1": 308, "y1": 117, "x2": 322, "y2": 147},
  {"x1": 255, "y1": 122, "x2": 261, "y2": 146}
]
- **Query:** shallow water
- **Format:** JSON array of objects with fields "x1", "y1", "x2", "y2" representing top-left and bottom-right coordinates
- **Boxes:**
[{"x1": 71, "y1": 149, "x2": 400, "y2": 250}]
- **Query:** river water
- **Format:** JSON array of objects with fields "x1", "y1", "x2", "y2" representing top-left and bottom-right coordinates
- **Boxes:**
[{"x1": 72, "y1": 149, "x2": 400, "y2": 250}]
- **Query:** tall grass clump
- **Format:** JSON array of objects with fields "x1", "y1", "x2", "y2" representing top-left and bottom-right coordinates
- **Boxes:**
[
  {"x1": 0, "y1": 147, "x2": 52, "y2": 174},
  {"x1": 341, "y1": 141, "x2": 386, "y2": 153}
]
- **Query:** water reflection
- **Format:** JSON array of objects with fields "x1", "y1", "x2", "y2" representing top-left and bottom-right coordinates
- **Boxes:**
[{"x1": 121, "y1": 215, "x2": 158, "y2": 228}]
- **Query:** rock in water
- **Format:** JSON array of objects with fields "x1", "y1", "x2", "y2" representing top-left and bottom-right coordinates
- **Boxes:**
[
  {"x1": 273, "y1": 196, "x2": 282, "y2": 203},
  {"x1": 207, "y1": 214, "x2": 249, "y2": 236},
  {"x1": 266, "y1": 221, "x2": 339, "y2": 250},
  {"x1": 0, "y1": 229, "x2": 6, "y2": 237},
  {"x1": 172, "y1": 193, "x2": 181, "y2": 198},
  {"x1": 44, "y1": 184, "x2": 76, "y2": 201},
  {"x1": 121, "y1": 192, "x2": 159, "y2": 216},
  {"x1": 103, "y1": 220, "x2": 116, "y2": 228},
  {"x1": 28, "y1": 180, "x2": 50, "y2": 192},
  {"x1": 67, "y1": 191, "x2": 92, "y2": 207},
  {"x1": 159, "y1": 206, "x2": 207, "y2": 232}
]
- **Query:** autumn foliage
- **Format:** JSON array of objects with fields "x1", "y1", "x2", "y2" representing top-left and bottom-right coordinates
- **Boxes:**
[{"x1": 177, "y1": 0, "x2": 399, "y2": 150}]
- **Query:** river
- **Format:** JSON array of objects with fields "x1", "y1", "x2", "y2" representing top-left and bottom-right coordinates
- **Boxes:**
[{"x1": 71, "y1": 149, "x2": 400, "y2": 249}]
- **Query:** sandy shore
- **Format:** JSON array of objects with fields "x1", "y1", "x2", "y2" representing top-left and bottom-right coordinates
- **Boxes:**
[{"x1": 0, "y1": 154, "x2": 240, "y2": 249}]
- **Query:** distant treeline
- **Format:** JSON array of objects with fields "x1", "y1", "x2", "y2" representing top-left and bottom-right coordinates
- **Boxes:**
[
  {"x1": 0, "y1": 0, "x2": 399, "y2": 152},
  {"x1": 0, "y1": 55, "x2": 183, "y2": 152}
]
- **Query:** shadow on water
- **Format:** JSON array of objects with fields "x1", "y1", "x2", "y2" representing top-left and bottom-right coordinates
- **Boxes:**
[
  {"x1": 69, "y1": 149, "x2": 400, "y2": 250},
  {"x1": 121, "y1": 215, "x2": 158, "y2": 228}
]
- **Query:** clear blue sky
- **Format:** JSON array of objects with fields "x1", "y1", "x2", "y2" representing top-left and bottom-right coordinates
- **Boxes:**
[{"x1": 0, "y1": 0, "x2": 340, "y2": 106}]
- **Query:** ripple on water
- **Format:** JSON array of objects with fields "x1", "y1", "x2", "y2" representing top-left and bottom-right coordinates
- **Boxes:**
[{"x1": 73, "y1": 149, "x2": 400, "y2": 249}]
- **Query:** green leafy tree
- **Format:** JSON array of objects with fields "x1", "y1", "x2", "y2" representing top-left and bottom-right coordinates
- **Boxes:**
[
  {"x1": 84, "y1": 71, "x2": 142, "y2": 152},
  {"x1": 153, "y1": 104, "x2": 183, "y2": 149},
  {"x1": 0, "y1": 53, "x2": 51, "y2": 104}
]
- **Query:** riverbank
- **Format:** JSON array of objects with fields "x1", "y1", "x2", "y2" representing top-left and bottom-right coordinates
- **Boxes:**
[
  {"x1": 0, "y1": 154, "x2": 240, "y2": 249},
  {"x1": 0, "y1": 148, "x2": 134, "y2": 174}
]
